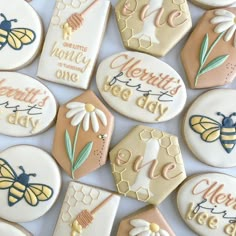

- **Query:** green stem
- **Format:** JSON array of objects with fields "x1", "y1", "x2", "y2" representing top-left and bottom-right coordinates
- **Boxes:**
[
  {"x1": 194, "y1": 32, "x2": 224, "y2": 87},
  {"x1": 71, "y1": 124, "x2": 80, "y2": 179}
]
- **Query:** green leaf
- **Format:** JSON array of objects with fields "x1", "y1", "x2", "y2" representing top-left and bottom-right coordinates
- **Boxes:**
[
  {"x1": 200, "y1": 34, "x2": 208, "y2": 64},
  {"x1": 73, "y1": 142, "x2": 93, "y2": 171},
  {"x1": 65, "y1": 130, "x2": 73, "y2": 163},
  {"x1": 199, "y1": 55, "x2": 229, "y2": 76}
]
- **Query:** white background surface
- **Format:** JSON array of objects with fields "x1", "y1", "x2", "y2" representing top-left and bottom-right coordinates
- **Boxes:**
[{"x1": 1, "y1": 1, "x2": 236, "y2": 235}]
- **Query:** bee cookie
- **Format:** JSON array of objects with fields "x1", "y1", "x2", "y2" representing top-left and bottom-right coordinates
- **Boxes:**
[
  {"x1": 183, "y1": 89, "x2": 236, "y2": 168},
  {"x1": 115, "y1": 0, "x2": 192, "y2": 57},
  {"x1": 0, "y1": 72, "x2": 58, "y2": 137},
  {"x1": 177, "y1": 173, "x2": 236, "y2": 236},
  {"x1": 53, "y1": 182, "x2": 120, "y2": 236},
  {"x1": 182, "y1": 8, "x2": 236, "y2": 89},
  {"x1": 0, "y1": 0, "x2": 43, "y2": 70},
  {"x1": 53, "y1": 90, "x2": 114, "y2": 179},
  {"x1": 190, "y1": 0, "x2": 236, "y2": 9},
  {"x1": 117, "y1": 206, "x2": 175, "y2": 236},
  {"x1": 110, "y1": 125, "x2": 186, "y2": 205},
  {"x1": 37, "y1": 0, "x2": 111, "y2": 89},
  {"x1": 0, "y1": 145, "x2": 61, "y2": 222},
  {"x1": 0, "y1": 219, "x2": 32, "y2": 236}
]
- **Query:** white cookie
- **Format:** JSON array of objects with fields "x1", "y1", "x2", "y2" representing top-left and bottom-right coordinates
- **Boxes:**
[
  {"x1": 0, "y1": 72, "x2": 57, "y2": 137},
  {"x1": 0, "y1": 145, "x2": 61, "y2": 222},
  {"x1": 177, "y1": 173, "x2": 236, "y2": 236},
  {"x1": 183, "y1": 89, "x2": 236, "y2": 168},
  {"x1": 190, "y1": 0, "x2": 236, "y2": 9},
  {"x1": 0, "y1": 0, "x2": 43, "y2": 70}
]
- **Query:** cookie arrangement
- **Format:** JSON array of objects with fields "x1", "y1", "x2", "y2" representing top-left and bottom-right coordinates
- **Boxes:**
[{"x1": 1, "y1": 1, "x2": 236, "y2": 236}]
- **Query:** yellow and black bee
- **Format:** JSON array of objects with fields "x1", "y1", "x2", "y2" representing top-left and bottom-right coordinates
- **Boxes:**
[
  {"x1": 0, "y1": 13, "x2": 36, "y2": 51},
  {"x1": 0, "y1": 158, "x2": 53, "y2": 207},
  {"x1": 190, "y1": 112, "x2": 236, "y2": 154}
]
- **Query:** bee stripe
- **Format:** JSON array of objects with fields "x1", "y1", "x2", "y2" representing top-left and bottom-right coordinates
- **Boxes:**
[
  {"x1": 222, "y1": 128, "x2": 236, "y2": 132},
  {"x1": 221, "y1": 135, "x2": 236, "y2": 141},
  {"x1": 9, "y1": 196, "x2": 18, "y2": 203},
  {"x1": 0, "y1": 37, "x2": 6, "y2": 43},
  {"x1": 224, "y1": 144, "x2": 234, "y2": 149},
  {"x1": 0, "y1": 29, "x2": 7, "y2": 36},
  {"x1": 13, "y1": 182, "x2": 25, "y2": 191},
  {"x1": 10, "y1": 188, "x2": 24, "y2": 198}
]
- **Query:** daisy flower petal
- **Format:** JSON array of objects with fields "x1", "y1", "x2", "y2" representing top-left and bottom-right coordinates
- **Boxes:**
[
  {"x1": 83, "y1": 112, "x2": 90, "y2": 131},
  {"x1": 214, "y1": 21, "x2": 234, "y2": 33},
  {"x1": 95, "y1": 109, "x2": 107, "y2": 126},
  {"x1": 130, "y1": 219, "x2": 150, "y2": 227},
  {"x1": 215, "y1": 9, "x2": 235, "y2": 18},
  {"x1": 211, "y1": 16, "x2": 233, "y2": 24},
  {"x1": 150, "y1": 232, "x2": 156, "y2": 236},
  {"x1": 66, "y1": 102, "x2": 85, "y2": 109},
  {"x1": 156, "y1": 233, "x2": 160, "y2": 236},
  {"x1": 91, "y1": 111, "x2": 99, "y2": 133},
  {"x1": 159, "y1": 229, "x2": 170, "y2": 236},
  {"x1": 66, "y1": 107, "x2": 84, "y2": 119},
  {"x1": 129, "y1": 227, "x2": 149, "y2": 236},
  {"x1": 138, "y1": 231, "x2": 150, "y2": 236},
  {"x1": 224, "y1": 25, "x2": 236, "y2": 41},
  {"x1": 71, "y1": 110, "x2": 86, "y2": 126}
]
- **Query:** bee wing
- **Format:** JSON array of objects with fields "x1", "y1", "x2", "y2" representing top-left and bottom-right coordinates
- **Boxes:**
[
  {"x1": 0, "y1": 177, "x2": 14, "y2": 189},
  {"x1": 190, "y1": 115, "x2": 221, "y2": 142},
  {"x1": 24, "y1": 184, "x2": 54, "y2": 206},
  {"x1": 0, "y1": 158, "x2": 17, "y2": 179},
  {"x1": 7, "y1": 28, "x2": 36, "y2": 50}
]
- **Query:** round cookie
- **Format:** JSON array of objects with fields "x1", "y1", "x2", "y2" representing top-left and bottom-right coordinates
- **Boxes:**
[
  {"x1": 177, "y1": 173, "x2": 236, "y2": 236},
  {"x1": 190, "y1": 0, "x2": 236, "y2": 9},
  {"x1": 0, "y1": 145, "x2": 61, "y2": 222},
  {"x1": 0, "y1": 0, "x2": 43, "y2": 70},
  {"x1": 183, "y1": 89, "x2": 236, "y2": 168}
]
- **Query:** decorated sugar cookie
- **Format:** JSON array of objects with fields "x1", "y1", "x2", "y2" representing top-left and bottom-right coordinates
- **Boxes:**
[
  {"x1": 115, "y1": 0, "x2": 192, "y2": 57},
  {"x1": 110, "y1": 125, "x2": 186, "y2": 205},
  {"x1": 0, "y1": 219, "x2": 32, "y2": 236},
  {"x1": 182, "y1": 8, "x2": 236, "y2": 89},
  {"x1": 53, "y1": 182, "x2": 120, "y2": 236},
  {"x1": 177, "y1": 173, "x2": 236, "y2": 236},
  {"x1": 0, "y1": 72, "x2": 58, "y2": 137},
  {"x1": 117, "y1": 206, "x2": 175, "y2": 236},
  {"x1": 190, "y1": 0, "x2": 236, "y2": 9},
  {"x1": 96, "y1": 51, "x2": 187, "y2": 123},
  {"x1": 0, "y1": 0, "x2": 43, "y2": 70},
  {"x1": 184, "y1": 89, "x2": 236, "y2": 168},
  {"x1": 0, "y1": 145, "x2": 61, "y2": 222},
  {"x1": 37, "y1": 0, "x2": 111, "y2": 89},
  {"x1": 53, "y1": 90, "x2": 114, "y2": 179}
]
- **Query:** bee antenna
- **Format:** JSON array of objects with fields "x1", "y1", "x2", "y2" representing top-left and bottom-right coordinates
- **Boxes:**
[
  {"x1": 0, "y1": 13, "x2": 6, "y2": 20},
  {"x1": 19, "y1": 166, "x2": 25, "y2": 173},
  {"x1": 230, "y1": 112, "x2": 236, "y2": 117},
  {"x1": 29, "y1": 173, "x2": 36, "y2": 177},
  {"x1": 10, "y1": 19, "x2": 17, "y2": 23},
  {"x1": 217, "y1": 112, "x2": 226, "y2": 118}
]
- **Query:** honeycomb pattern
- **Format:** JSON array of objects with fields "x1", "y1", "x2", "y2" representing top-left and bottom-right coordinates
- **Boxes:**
[
  {"x1": 115, "y1": 0, "x2": 191, "y2": 56},
  {"x1": 52, "y1": 0, "x2": 89, "y2": 25},
  {"x1": 110, "y1": 126, "x2": 186, "y2": 205},
  {"x1": 61, "y1": 184, "x2": 100, "y2": 222}
]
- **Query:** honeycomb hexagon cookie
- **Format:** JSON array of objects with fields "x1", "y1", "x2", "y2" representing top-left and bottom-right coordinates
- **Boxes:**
[
  {"x1": 110, "y1": 125, "x2": 186, "y2": 205},
  {"x1": 115, "y1": 0, "x2": 192, "y2": 57},
  {"x1": 117, "y1": 206, "x2": 176, "y2": 236}
]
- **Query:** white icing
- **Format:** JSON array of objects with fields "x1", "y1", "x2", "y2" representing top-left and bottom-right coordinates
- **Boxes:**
[
  {"x1": 66, "y1": 101, "x2": 107, "y2": 132},
  {"x1": 0, "y1": 145, "x2": 61, "y2": 223},
  {"x1": 177, "y1": 173, "x2": 236, "y2": 236},
  {"x1": 0, "y1": 0, "x2": 43, "y2": 70},
  {"x1": 129, "y1": 219, "x2": 170, "y2": 236},
  {"x1": 0, "y1": 72, "x2": 57, "y2": 137},
  {"x1": 37, "y1": 0, "x2": 111, "y2": 89},
  {"x1": 0, "y1": 222, "x2": 28, "y2": 236},
  {"x1": 184, "y1": 89, "x2": 236, "y2": 168},
  {"x1": 96, "y1": 51, "x2": 187, "y2": 123},
  {"x1": 53, "y1": 182, "x2": 120, "y2": 236},
  {"x1": 193, "y1": 0, "x2": 236, "y2": 8},
  {"x1": 211, "y1": 9, "x2": 236, "y2": 47}
]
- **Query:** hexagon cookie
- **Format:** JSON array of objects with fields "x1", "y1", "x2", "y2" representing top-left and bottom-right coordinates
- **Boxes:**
[
  {"x1": 53, "y1": 90, "x2": 114, "y2": 179},
  {"x1": 115, "y1": 0, "x2": 192, "y2": 57},
  {"x1": 182, "y1": 8, "x2": 236, "y2": 89},
  {"x1": 53, "y1": 182, "x2": 120, "y2": 236},
  {"x1": 117, "y1": 206, "x2": 175, "y2": 236},
  {"x1": 110, "y1": 125, "x2": 186, "y2": 205}
]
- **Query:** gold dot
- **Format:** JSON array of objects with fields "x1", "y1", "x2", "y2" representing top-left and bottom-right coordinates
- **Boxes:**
[
  {"x1": 150, "y1": 223, "x2": 160, "y2": 233},
  {"x1": 85, "y1": 104, "x2": 95, "y2": 112}
]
